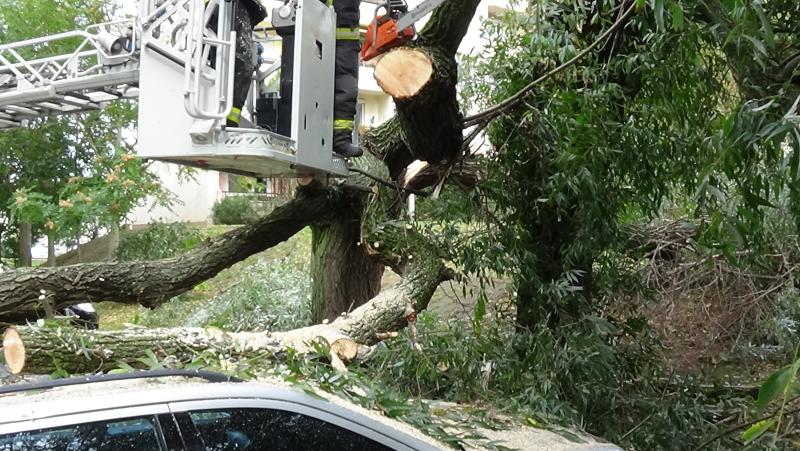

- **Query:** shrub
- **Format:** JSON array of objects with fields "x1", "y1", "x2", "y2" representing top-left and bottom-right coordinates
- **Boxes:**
[
  {"x1": 212, "y1": 196, "x2": 259, "y2": 225},
  {"x1": 115, "y1": 221, "x2": 203, "y2": 261},
  {"x1": 212, "y1": 195, "x2": 287, "y2": 225}
]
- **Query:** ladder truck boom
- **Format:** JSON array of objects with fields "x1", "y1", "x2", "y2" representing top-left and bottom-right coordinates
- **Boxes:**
[
  {"x1": 0, "y1": 0, "x2": 347, "y2": 179},
  {"x1": 0, "y1": 19, "x2": 140, "y2": 128}
]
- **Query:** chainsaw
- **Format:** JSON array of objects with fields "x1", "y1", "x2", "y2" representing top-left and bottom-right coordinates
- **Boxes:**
[{"x1": 360, "y1": 0, "x2": 449, "y2": 61}]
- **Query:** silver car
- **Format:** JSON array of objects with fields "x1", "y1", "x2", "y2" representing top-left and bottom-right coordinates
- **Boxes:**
[
  {"x1": 0, "y1": 370, "x2": 442, "y2": 450},
  {"x1": 0, "y1": 370, "x2": 622, "y2": 450}
]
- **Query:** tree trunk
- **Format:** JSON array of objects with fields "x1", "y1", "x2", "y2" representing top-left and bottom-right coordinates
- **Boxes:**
[
  {"x1": 375, "y1": 46, "x2": 462, "y2": 165},
  {"x1": 107, "y1": 221, "x2": 120, "y2": 261},
  {"x1": 47, "y1": 232, "x2": 56, "y2": 267},
  {"x1": 515, "y1": 212, "x2": 594, "y2": 330},
  {"x1": 18, "y1": 222, "x2": 32, "y2": 268},
  {"x1": 76, "y1": 235, "x2": 82, "y2": 264},
  {"x1": 364, "y1": 0, "x2": 482, "y2": 175},
  {"x1": 310, "y1": 209, "x2": 384, "y2": 323}
]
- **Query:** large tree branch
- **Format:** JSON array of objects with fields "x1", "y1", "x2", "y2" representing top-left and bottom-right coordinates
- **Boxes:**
[
  {"x1": 0, "y1": 188, "x2": 347, "y2": 323},
  {"x1": 3, "y1": 227, "x2": 451, "y2": 375}
]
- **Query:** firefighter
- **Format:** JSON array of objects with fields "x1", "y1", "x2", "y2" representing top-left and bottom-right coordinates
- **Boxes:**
[
  {"x1": 213, "y1": 0, "x2": 268, "y2": 127},
  {"x1": 221, "y1": 0, "x2": 363, "y2": 158},
  {"x1": 328, "y1": 0, "x2": 363, "y2": 158}
]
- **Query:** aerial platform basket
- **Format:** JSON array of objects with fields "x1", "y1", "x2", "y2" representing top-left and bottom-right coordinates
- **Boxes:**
[{"x1": 0, "y1": 0, "x2": 349, "y2": 178}]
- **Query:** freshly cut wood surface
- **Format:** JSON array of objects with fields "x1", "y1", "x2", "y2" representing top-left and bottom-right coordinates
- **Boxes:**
[
  {"x1": 3, "y1": 327, "x2": 25, "y2": 375},
  {"x1": 374, "y1": 48, "x2": 434, "y2": 99}
]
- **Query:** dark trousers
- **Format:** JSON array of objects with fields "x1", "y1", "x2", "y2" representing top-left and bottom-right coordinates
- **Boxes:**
[
  {"x1": 231, "y1": 4, "x2": 256, "y2": 116},
  {"x1": 210, "y1": 1, "x2": 258, "y2": 124},
  {"x1": 331, "y1": 0, "x2": 360, "y2": 134}
]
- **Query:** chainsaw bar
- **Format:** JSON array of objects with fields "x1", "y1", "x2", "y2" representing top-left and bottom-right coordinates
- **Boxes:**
[{"x1": 395, "y1": 0, "x2": 448, "y2": 31}]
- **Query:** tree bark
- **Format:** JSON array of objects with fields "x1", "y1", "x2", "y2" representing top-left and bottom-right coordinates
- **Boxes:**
[
  {"x1": 46, "y1": 232, "x2": 56, "y2": 267},
  {"x1": 0, "y1": 189, "x2": 345, "y2": 323},
  {"x1": 310, "y1": 208, "x2": 384, "y2": 323},
  {"x1": 4, "y1": 227, "x2": 449, "y2": 375},
  {"x1": 107, "y1": 221, "x2": 120, "y2": 261},
  {"x1": 18, "y1": 222, "x2": 32, "y2": 268}
]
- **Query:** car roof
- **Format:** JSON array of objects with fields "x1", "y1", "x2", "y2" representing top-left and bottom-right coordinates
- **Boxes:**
[{"x1": 0, "y1": 374, "x2": 445, "y2": 450}]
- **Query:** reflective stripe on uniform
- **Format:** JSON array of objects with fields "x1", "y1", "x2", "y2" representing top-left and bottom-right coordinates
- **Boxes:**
[
  {"x1": 333, "y1": 119, "x2": 354, "y2": 131},
  {"x1": 227, "y1": 107, "x2": 242, "y2": 124},
  {"x1": 336, "y1": 27, "x2": 360, "y2": 41},
  {"x1": 327, "y1": 0, "x2": 334, "y2": 5}
]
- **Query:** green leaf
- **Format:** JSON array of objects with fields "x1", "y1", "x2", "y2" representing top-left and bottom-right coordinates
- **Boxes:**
[
  {"x1": 473, "y1": 292, "x2": 487, "y2": 325},
  {"x1": 719, "y1": 0, "x2": 737, "y2": 11},
  {"x1": 742, "y1": 191, "x2": 775, "y2": 209},
  {"x1": 653, "y1": 0, "x2": 666, "y2": 31},
  {"x1": 50, "y1": 367, "x2": 70, "y2": 379},
  {"x1": 752, "y1": 3, "x2": 774, "y2": 47},
  {"x1": 669, "y1": 2, "x2": 684, "y2": 30},
  {"x1": 742, "y1": 418, "x2": 776, "y2": 443},
  {"x1": 742, "y1": 35, "x2": 767, "y2": 56},
  {"x1": 525, "y1": 417, "x2": 541, "y2": 428},
  {"x1": 757, "y1": 365, "x2": 793, "y2": 410}
]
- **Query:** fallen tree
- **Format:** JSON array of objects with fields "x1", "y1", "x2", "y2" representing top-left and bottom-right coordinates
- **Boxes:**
[{"x1": 3, "y1": 219, "x2": 451, "y2": 374}]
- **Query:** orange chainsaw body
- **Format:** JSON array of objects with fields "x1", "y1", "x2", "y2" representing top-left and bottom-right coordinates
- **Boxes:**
[{"x1": 360, "y1": 15, "x2": 415, "y2": 61}]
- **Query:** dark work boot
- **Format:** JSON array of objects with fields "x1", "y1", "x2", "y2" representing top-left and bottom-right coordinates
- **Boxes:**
[{"x1": 333, "y1": 130, "x2": 363, "y2": 158}]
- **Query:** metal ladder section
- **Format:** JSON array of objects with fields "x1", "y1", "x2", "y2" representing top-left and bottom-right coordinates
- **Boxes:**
[
  {"x1": 0, "y1": 20, "x2": 141, "y2": 129},
  {"x1": 0, "y1": 0, "x2": 232, "y2": 129}
]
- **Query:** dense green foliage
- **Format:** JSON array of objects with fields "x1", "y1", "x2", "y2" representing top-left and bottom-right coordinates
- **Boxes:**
[
  {"x1": 211, "y1": 196, "x2": 261, "y2": 225},
  {"x1": 115, "y1": 221, "x2": 203, "y2": 261},
  {"x1": 451, "y1": 0, "x2": 800, "y2": 327},
  {"x1": 409, "y1": 0, "x2": 800, "y2": 446},
  {"x1": 211, "y1": 195, "x2": 283, "y2": 225}
]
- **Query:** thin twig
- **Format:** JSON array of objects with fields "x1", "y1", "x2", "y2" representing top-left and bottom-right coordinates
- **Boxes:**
[
  {"x1": 621, "y1": 369, "x2": 675, "y2": 440},
  {"x1": 348, "y1": 167, "x2": 430, "y2": 197},
  {"x1": 463, "y1": 1, "x2": 637, "y2": 127},
  {"x1": 692, "y1": 396, "x2": 800, "y2": 450}
]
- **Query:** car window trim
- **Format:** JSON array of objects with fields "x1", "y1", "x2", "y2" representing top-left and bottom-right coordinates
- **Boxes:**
[
  {"x1": 157, "y1": 413, "x2": 188, "y2": 451},
  {"x1": 168, "y1": 398, "x2": 416, "y2": 451}
]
